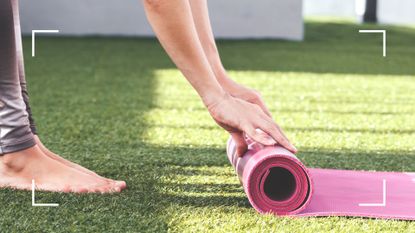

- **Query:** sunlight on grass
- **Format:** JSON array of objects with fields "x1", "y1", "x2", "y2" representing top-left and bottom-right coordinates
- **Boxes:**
[
  {"x1": 145, "y1": 68, "x2": 414, "y2": 231},
  {"x1": 1, "y1": 20, "x2": 414, "y2": 232},
  {"x1": 146, "y1": 69, "x2": 415, "y2": 153}
]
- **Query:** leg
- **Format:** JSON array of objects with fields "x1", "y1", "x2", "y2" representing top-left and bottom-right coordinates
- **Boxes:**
[
  {"x1": 10, "y1": 0, "x2": 126, "y2": 190},
  {"x1": 11, "y1": 0, "x2": 36, "y2": 134},
  {"x1": 0, "y1": 0, "x2": 35, "y2": 154},
  {"x1": 0, "y1": 0, "x2": 124, "y2": 192}
]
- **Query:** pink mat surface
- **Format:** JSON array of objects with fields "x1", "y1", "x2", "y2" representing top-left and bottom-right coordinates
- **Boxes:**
[{"x1": 226, "y1": 137, "x2": 415, "y2": 220}]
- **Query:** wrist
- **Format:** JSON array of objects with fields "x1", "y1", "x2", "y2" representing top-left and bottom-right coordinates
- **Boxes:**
[
  {"x1": 215, "y1": 74, "x2": 239, "y2": 95},
  {"x1": 213, "y1": 67, "x2": 229, "y2": 85},
  {"x1": 200, "y1": 87, "x2": 229, "y2": 109}
]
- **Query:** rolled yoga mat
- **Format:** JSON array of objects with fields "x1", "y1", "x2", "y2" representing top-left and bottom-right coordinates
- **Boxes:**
[{"x1": 226, "y1": 137, "x2": 415, "y2": 220}]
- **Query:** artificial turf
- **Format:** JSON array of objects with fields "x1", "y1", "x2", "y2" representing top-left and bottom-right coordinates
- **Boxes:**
[{"x1": 1, "y1": 20, "x2": 414, "y2": 232}]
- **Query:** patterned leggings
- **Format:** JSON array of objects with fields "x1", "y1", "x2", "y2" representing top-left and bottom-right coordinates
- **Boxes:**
[{"x1": 0, "y1": 0, "x2": 37, "y2": 154}]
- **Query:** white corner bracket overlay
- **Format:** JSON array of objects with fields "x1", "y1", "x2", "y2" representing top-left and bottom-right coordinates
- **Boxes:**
[
  {"x1": 31, "y1": 30, "x2": 60, "y2": 57},
  {"x1": 32, "y1": 179, "x2": 59, "y2": 207},
  {"x1": 358, "y1": 179, "x2": 387, "y2": 207},
  {"x1": 358, "y1": 30, "x2": 387, "y2": 57}
]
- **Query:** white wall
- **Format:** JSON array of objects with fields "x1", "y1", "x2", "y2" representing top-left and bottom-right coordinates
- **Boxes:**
[
  {"x1": 378, "y1": 0, "x2": 415, "y2": 26},
  {"x1": 19, "y1": 0, "x2": 304, "y2": 40},
  {"x1": 304, "y1": 0, "x2": 356, "y2": 18},
  {"x1": 304, "y1": 0, "x2": 415, "y2": 26}
]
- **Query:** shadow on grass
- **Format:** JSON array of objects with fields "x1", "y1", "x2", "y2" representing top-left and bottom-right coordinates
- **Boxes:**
[
  {"x1": 217, "y1": 21, "x2": 415, "y2": 76},
  {"x1": 286, "y1": 126, "x2": 415, "y2": 135},
  {"x1": 25, "y1": 21, "x2": 415, "y2": 77},
  {"x1": 150, "y1": 105, "x2": 415, "y2": 116},
  {"x1": 14, "y1": 37, "x2": 174, "y2": 232},
  {"x1": 17, "y1": 144, "x2": 414, "y2": 216},
  {"x1": 118, "y1": 144, "x2": 415, "y2": 211},
  {"x1": 10, "y1": 20, "x2": 414, "y2": 231},
  {"x1": 139, "y1": 123, "x2": 415, "y2": 135}
]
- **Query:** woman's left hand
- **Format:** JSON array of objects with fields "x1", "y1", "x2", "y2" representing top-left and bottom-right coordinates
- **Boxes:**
[{"x1": 218, "y1": 76, "x2": 273, "y2": 117}]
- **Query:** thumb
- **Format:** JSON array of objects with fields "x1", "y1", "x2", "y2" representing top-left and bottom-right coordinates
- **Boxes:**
[{"x1": 230, "y1": 132, "x2": 248, "y2": 157}]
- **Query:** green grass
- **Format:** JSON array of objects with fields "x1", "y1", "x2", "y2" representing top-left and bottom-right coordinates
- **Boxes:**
[{"x1": 1, "y1": 21, "x2": 415, "y2": 232}]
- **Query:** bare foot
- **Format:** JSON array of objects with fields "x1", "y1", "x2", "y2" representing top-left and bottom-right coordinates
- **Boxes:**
[
  {"x1": 0, "y1": 145, "x2": 122, "y2": 193},
  {"x1": 33, "y1": 136, "x2": 127, "y2": 190}
]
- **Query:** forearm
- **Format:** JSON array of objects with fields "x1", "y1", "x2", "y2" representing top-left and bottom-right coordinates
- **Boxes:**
[
  {"x1": 143, "y1": 0, "x2": 226, "y2": 105},
  {"x1": 143, "y1": 0, "x2": 295, "y2": 153},
  {"x1": 188, "y1": 0, "x2": 228, "y2": 83}
]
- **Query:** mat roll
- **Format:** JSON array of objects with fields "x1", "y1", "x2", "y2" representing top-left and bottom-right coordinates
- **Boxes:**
[{"x1": 226, "y1": 137, "x2": 415, "y2": 220}]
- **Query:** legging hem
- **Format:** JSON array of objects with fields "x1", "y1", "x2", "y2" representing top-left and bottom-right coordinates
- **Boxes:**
[{"x1": 0, "y1": 137, "x2": 36, "y2": 155}]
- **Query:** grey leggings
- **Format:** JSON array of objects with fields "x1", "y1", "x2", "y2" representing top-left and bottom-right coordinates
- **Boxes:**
[{"x1": 0, "y1": 0, "x2": 37, "y2": 154}]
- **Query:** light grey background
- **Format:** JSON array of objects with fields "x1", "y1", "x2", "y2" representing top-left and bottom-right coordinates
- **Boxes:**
[
  {"x1": 378, "y1": 0, "x2": 415, "y2": 25},
  {"x1": 304, "y1": 0, "x2": 415, "y2": 26},
  {"x1": 19, "y1": 0, "x2": 304, "y2": 40},
  {"x1": 304, "y1": 0, "x2": 356, "y2": 18}
]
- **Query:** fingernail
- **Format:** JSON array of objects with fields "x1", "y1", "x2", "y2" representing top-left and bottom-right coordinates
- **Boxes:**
[
  {"x1": 291, "y1": 145, "x2": 298, "y2": 153},
  {"x1": 260, "y1": 135, "x2": 276, "y2": 145},
  {"x1": 265, "y1": 138, "x2": 277, "y2": 145}
]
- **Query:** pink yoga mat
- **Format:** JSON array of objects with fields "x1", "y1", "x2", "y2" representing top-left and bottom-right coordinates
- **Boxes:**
[{"x1": 226, "y1": 137, "x2": 415, "y2": 220}]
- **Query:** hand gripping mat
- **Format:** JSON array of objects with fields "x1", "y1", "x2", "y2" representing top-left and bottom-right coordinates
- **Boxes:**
[{"x1": 226, "y1": 138, "x2": 415, "y2": 220}]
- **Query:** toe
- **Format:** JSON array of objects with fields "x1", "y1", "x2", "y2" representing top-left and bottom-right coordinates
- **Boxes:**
[
  {"x1": 74, "y1": 186, "x2": 89, "y2": 193},
  {"x1": 115, "y1": 180, "x2": 127, "y2": 190},
  {"x1": 105, "y1": 178, "x2": 126, "y2": 190},
  {"x1": 97, "y1": 184, "x2": 113, "y2": 194},
  {"x1": 112, "y1": 185, "x2": 122, "y2": 193},
  {"x1": 108, "y1": 181, "x2": 122, "y2": 193}
]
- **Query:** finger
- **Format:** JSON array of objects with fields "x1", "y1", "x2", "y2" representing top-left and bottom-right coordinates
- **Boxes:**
[
  {"x1": 230, "y1": 132, "x2": 248, "y2": 157},
  {"x1": 258, "y1": 119, "x2": 297, "y2": 153},
  {"x1": 245, "y1": 126, "x2": 276, "y2": 146},
  {"x1": 275, "y1": 124, "x2": 291, "y2": 144},
  {"x1": 252, "y1": 98, "x2": 273, "y2": 118},
  {"x1": 255, "y1": 128, "x2": 276, "y2": 144}
]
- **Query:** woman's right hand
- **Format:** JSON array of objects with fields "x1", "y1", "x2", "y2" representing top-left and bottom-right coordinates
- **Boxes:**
[{"x1": 205, "y1": 93, "x2": 297, "y2": 157}]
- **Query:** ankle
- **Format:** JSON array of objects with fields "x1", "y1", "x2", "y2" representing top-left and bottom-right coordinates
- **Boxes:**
[{"x1": 0, "y1": 146, "x2": 36, "y2": 173}]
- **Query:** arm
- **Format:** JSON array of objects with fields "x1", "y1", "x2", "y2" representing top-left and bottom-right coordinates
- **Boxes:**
[
  {"x1": 143, "y1": 0, "x2": 224, "y2": 105},
  {"x1": 143, "y1": 0, "x2": 296, "y2": 155},
  {"x1": 188, "y1": 0, "x2": 273, "y2": 117}
]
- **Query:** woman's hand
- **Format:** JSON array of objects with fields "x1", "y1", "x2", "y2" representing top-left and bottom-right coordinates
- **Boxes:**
[
  {"x1": 205, "y1": 93, "x2": 297, "y2": 157},
  {"x1": 142, "y1": 0, "x2": 295, "y2": 157},
  {"x1": 218, "y1": 76, "x2": 272, "y2": 117}
]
